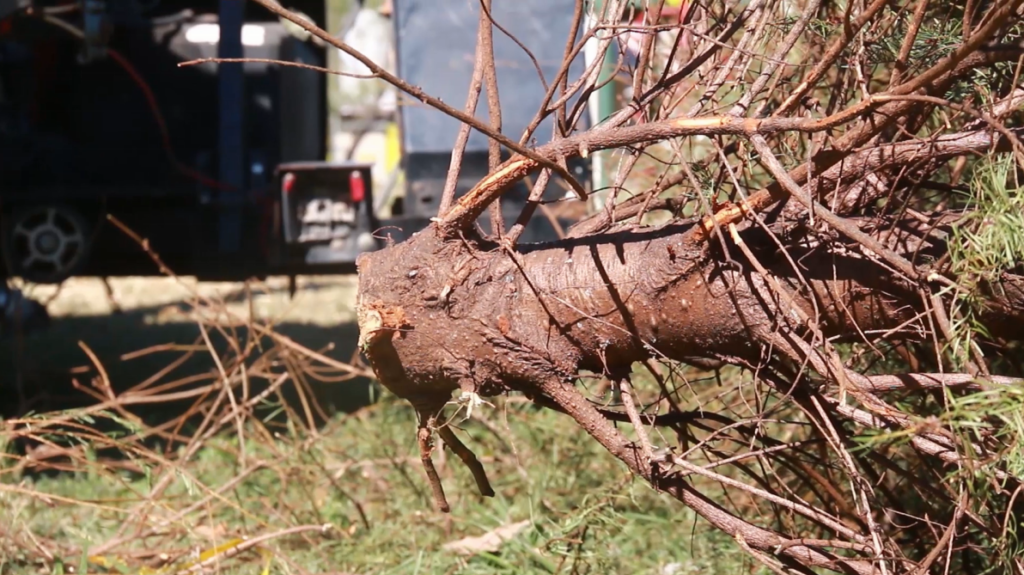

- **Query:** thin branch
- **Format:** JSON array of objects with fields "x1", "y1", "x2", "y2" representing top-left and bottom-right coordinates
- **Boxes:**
[
  {"x1": 775, "y1": 0, "x2": 890, "y2": 116},
  {"x1": 480, "y1": 0, "x2": 505, "y2": 237},
  {"x1": 247, "y1": 0, "x2": 587, "y2": 199},
  {"x1": 437, "y1": 4, "x2": 490, "y2": 215},
  {"x1": 178, "y1": 57, "x2": 373, "y2": 77},
  {"x1": 440, "y1": 95, "x2": 904, "y2": 238}
]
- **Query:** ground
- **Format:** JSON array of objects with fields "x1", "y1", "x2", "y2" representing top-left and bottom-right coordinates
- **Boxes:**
[{"x1": 1, "y1": 276, "x2": 751, "y2": 575}]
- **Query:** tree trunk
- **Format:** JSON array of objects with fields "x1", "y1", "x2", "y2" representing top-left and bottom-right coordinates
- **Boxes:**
[{"x1": 356, "y1": 217, "x2": 1024, "y2": 574}]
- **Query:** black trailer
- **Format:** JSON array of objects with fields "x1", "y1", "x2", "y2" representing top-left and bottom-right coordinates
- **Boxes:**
[
  {"x1": 0, "y1": 0, "x2": 591, "y2": 288},
  {"x1": 1, "y1": 0, "x2": 367, "y2": 283}
]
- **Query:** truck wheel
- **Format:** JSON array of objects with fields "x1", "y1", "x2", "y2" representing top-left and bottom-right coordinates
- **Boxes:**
[{"x1": 1, "y1": 205, "x2": 93, "y2": 284}]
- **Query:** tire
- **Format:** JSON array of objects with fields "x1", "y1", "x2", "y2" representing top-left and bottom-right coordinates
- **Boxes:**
[{"x1": 1, "y1": 204, "x2": 94, "y2": 284}]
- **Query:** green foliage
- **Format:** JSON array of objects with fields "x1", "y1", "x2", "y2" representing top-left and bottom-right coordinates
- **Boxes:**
[
  {"x1": 812, "y1": 7, "x2": 1024, "y2": 103},
  {"x1": 947, "y1": 155, "x2": 1024, "y2": 367},
  {"x1": 942, "y1": 155, "x2": 1024, "y2": 571},
  {"x1": 944, "y1": 383, "x2": 1024, "y2": 570},
  {"x1": 808, "y1": 17, "x2": 838, "y2": 41},
  {"x1": 951, "y1": 157, "x2": 1024, "y2": 279},
  {"x1": 863, "y1": 9, "x2": 1022, "y2": 102},
  {"x1": 867, "y1": 15, "x2": 961, "y2": 75}
]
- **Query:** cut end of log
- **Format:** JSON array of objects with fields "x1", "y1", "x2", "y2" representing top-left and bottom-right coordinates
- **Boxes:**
[{"x1": 356, "y1": 300, "x2": 410, "y2": 350}]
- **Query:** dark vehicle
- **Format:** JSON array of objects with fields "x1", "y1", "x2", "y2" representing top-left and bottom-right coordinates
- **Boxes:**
[
  {"x1": 1, "y1": 0, "x2": 350, "y2": 283},
  {"x1": 0, "y1": 0, "x2": 591, "y2": 289}
]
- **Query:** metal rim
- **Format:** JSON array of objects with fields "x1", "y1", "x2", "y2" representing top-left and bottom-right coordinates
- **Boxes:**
[{"x1": 8, "y1": 206, "x2": 88, "y2": 281}]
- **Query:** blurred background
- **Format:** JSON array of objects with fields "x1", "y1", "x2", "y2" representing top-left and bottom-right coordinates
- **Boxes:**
[{"x1": 0, "y1": 0, "x2": 600, "y2": 416}]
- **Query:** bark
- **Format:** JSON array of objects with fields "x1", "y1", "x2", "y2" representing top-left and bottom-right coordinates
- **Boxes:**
[
  {"x1": 358, "y1": 222, "x2": 1021, "y2": 404},
  {"x1": 356, "y1": 218, "x2": 1024, "y2": 574}
]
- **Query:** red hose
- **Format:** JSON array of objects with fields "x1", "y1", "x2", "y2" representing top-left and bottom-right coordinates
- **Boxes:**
[
  {"x1": 110, "y1": 48, "x2": 284, "y2": 258},
  {"x1": 106, "y1": 48, "x2": 234, "y2": 191}
]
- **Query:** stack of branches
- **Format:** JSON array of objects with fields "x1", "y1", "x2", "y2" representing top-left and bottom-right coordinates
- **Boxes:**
[
  {"x1": 254, "y1": 0, "x2": 1024, "y2": 572},
  {"x1": 1, "y1": 234, "x2": 371, "y2": 569}
]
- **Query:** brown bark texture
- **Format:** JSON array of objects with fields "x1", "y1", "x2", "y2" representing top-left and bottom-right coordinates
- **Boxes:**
[
  {"x1": 356, "y1": 219, "x2": 1024, "y2": 573},
  {"x1": 243, "y1": 0, "x2": 1024, "y2": 571}
]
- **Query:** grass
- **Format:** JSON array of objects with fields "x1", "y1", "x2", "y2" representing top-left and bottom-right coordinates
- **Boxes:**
[
  {"x1": 1, "y1": 276, "x2": 754, "y2": 575},
  {"x1": 3, "y1": 400, "x2": 749, "y2": 575}
]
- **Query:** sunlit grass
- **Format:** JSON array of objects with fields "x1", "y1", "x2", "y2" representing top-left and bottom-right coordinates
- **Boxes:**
[{"x1": 2, "y1": 395, "x2": 755, "y2": 575}]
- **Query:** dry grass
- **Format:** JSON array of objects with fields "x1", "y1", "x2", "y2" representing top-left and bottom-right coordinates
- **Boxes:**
[
  {"x1": 0, "y1": 276, "x2": 749, "y2": 575},
  {"x1": 1, "y1": 276, "x2": 367, "y2": 420}
]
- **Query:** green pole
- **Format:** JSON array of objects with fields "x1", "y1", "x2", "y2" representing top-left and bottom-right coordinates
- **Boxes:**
[{"x1": 591, "y1": 0, "x2": 620, "y2": 212}]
